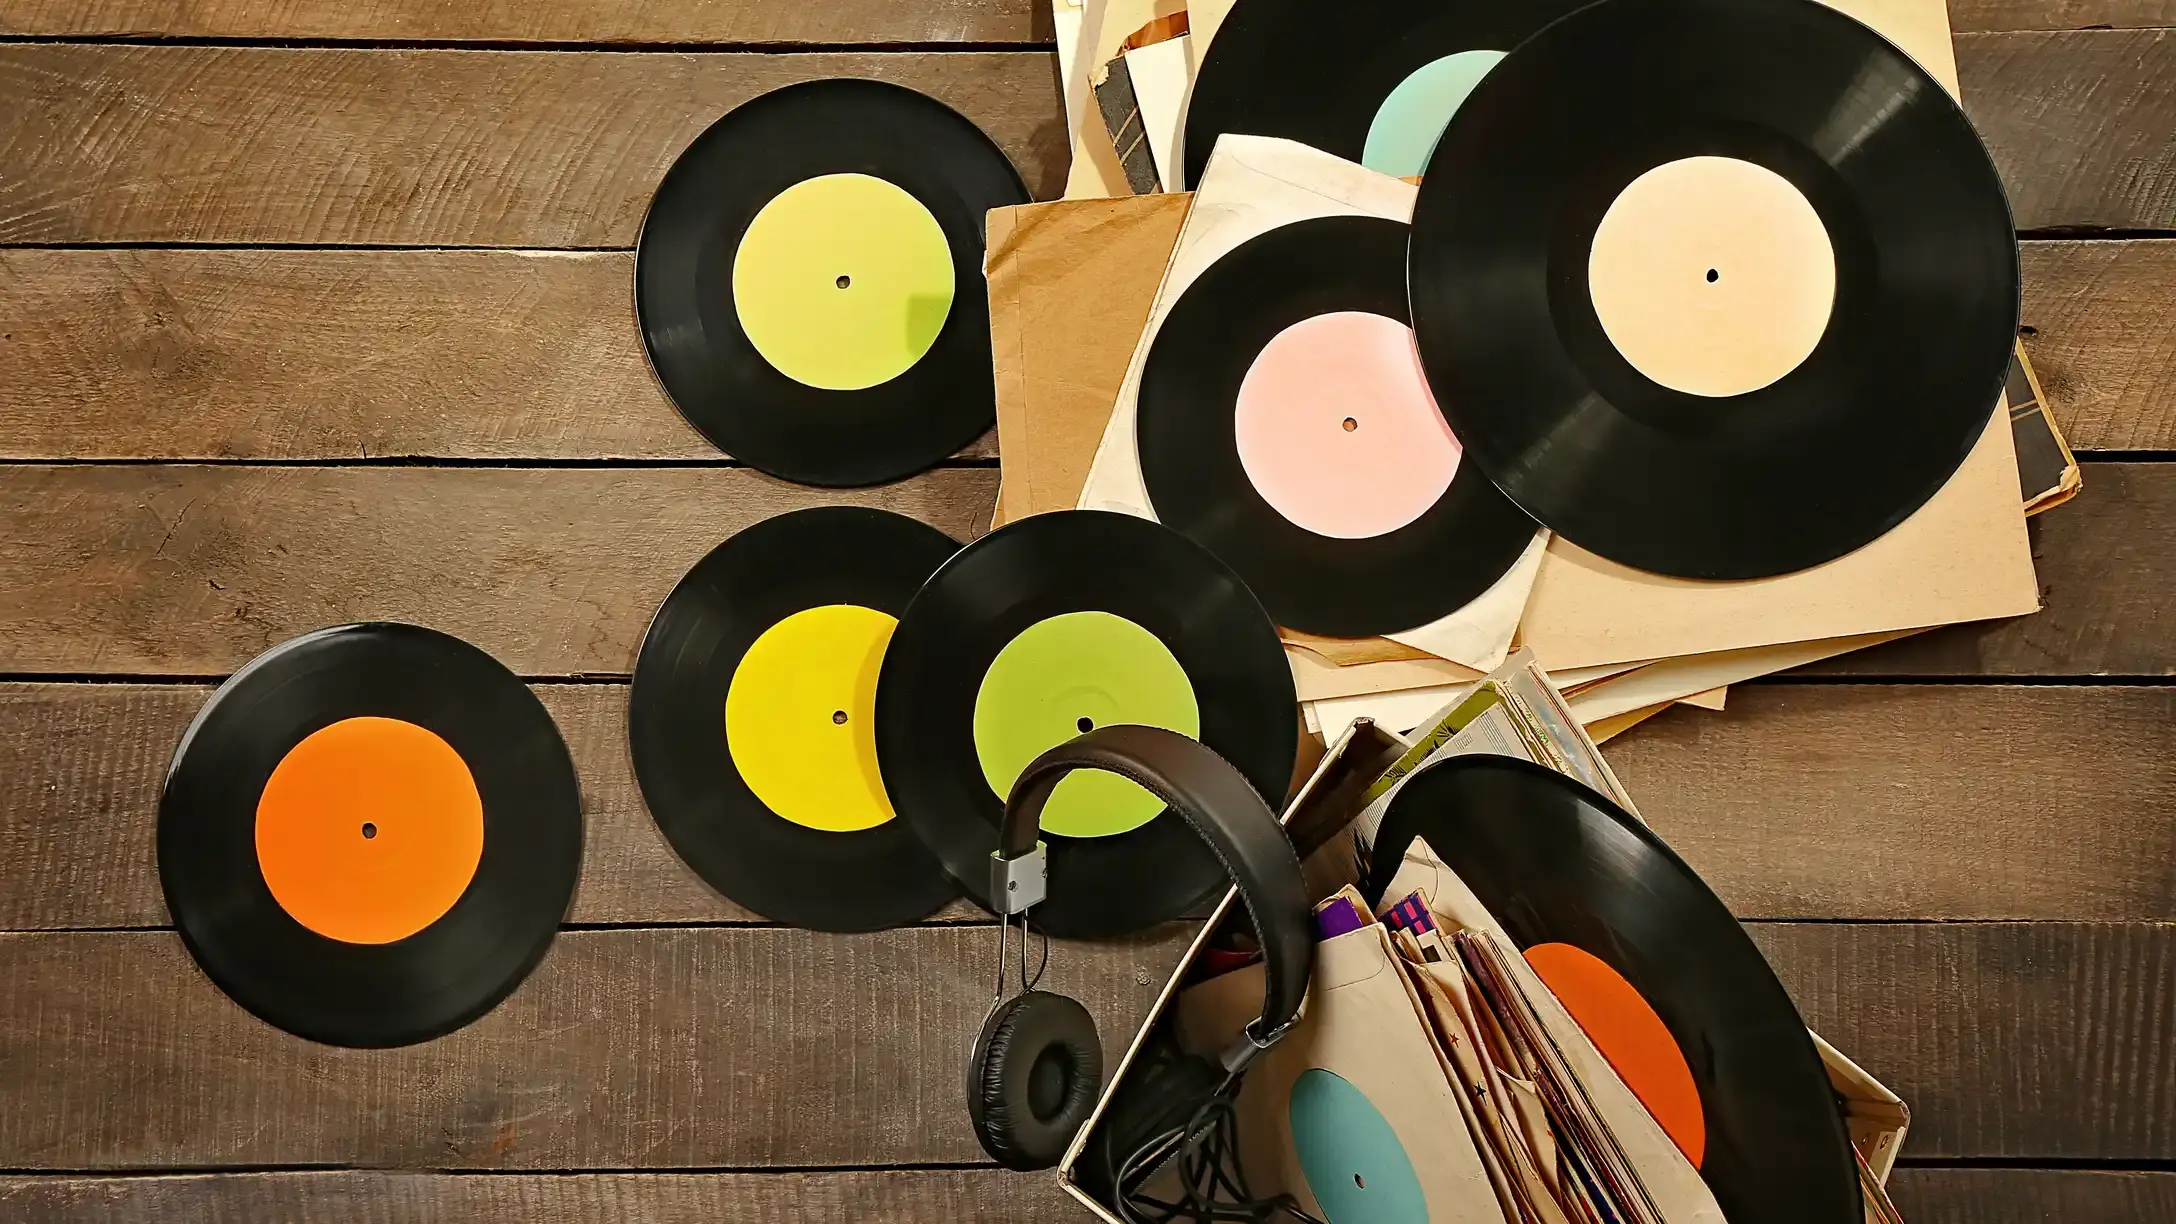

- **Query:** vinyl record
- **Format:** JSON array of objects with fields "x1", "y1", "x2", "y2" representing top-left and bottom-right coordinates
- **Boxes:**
[
  {"x1": 1181, "y1": 0, "x2": 1593, "y2": 187},
  {"x1": 1137, "y1": 214, "x2": 1534, "y2": 636},
  {"x1": 875, "y1": 510, "x2": 1297, "y2": 937},
  {"x1": 1407, "y1": 0, "x2": 2019, "y2": 579},
  {"x1": 636, "y1": 78, "x2": 1029, "y2": 486},
  {"x1": 1364, "y1": 755, "x2": 1859, "y2": 1224},
  {"x1": 631, "y1": 506, "x2": 964, "y2": 932},
  {"x1": 158, "y1": 624, "x2": 582, "y2": 1048}
]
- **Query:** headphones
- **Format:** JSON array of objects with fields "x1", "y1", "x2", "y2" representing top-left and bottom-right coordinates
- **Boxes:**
[{"x1": 966, "y1": 724, "x2": 1316, "y2": 1177}]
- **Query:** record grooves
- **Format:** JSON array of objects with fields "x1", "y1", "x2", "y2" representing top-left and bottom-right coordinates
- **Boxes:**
[
  {"x1": 1407, "y1": 0, "x2": 2019, "y2": 578},
  {"x1": 159, "y1": 623, "x2": 583, "y2": 1049},
  {"x1": 1137, "y1": 214, "x2": 1535, "y2": 636},
  {"x1": 631, "y1": 506, "x2": 964, "y2": 932},
  {"x1": 637, "y1": 78, "x2": 1029, "y2": 487},
  {"x1": 1365, "y1": 755, "x2": 1860, "y2": 1224},
  {"x1": 875, "y1": 510, "x2": 1298, "y2": 938}
]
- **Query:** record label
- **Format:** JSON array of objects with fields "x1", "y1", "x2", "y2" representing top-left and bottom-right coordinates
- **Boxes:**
[
  {"x1": 1288, "y1": 1069, "x2": 1429, "y2": 1224},
  {"x1": 731, "y1": 173, "x2": 955, "y2": 392},
  {"x1": 876, "y1": 510, "x2": 1296, "y2": 937},
  {"x1": 1587, "y1": 156, "x2": 1835, "y2": 398},
  {"x1": 637, "y1": 79, "x2": 1029, "y2": 487},
  {"x1": 1233, "y1": 310, "x2": 1460, "y2": 540},
  {"x1": 255, "y1": 715, "x2": 484, "y2": 946},
  {"x1": 631, "y1": 506, "x2": 963, "y2": 932},
  {"x1": 1361, "y1": 50, "x2": 1506, "y2": 178},
  {"x1": 159, "y1": 623, "x2": 583, "y2": 1048},
  {"x1": 971, "y1": 610, "x2": 1201, "y2": 838},
  {"x1": 723, "y1": 602, "x2": 897, "y2": 834},
  {"x1": 1526, "y1": 941, "x2": 1705, "y2": 1165}
]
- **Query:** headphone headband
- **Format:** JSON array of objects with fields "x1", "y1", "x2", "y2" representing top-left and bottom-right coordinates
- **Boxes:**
[{"x1": 996, "y1": 725, "x2": 1314, "y2": 1053}]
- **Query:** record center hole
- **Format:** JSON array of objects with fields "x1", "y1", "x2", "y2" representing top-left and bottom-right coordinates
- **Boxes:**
[
  {"x1": 360, "y1": 822, "x2": 377, "y2": 840},
  {"x1": 1705, "y1": 268, "x2": 1719, "y2": 283},
  {"x1": 1354, "y1": 1174, "x2": 1366, "y2": 1189},
  {"x1": 832, "y1": 710, "x2": 848, "y2": 725},
  {"x1": 1341, "y1": 417, "x2": 1358, "y2": 432},
  {"x1": 1077, "y1": 716, "x2": 1095, "y2": 734},
  {"x1": 835, "y1": 274, "x2": 852, "y2": 289}
]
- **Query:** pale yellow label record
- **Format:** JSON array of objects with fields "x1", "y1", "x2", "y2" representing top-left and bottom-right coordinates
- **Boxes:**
[
  {"x1": 732, "y1": 172, "x2": 957, "y2": 392},
  {"x1": 724, "y1": 603, "x2": 899, "y2": 833}
]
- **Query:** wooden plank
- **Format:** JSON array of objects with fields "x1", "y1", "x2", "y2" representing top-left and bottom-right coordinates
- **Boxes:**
[
  {"x1": 0, "y1": 248, "x2": 997, "y2": 462},
  {"x1": 0, "y1": 1171, "x2": 1095, "y2": 1224},
  {"x1": 2, "y1": 923, "x2": 2164, "y2": 1167},
  {"x1": 0, "y1": 682, "x2": 983, "y2": 929},
  {"x1": 1958, "y1": 30, "x2": 2176, "y2": 232},
  {"x1": 1754, "y1": 922, "x2": 2176, "y2": 1160},
  {"x1": 1606, "y1": 685, "x2": 2176, "y2": 923},
  {"x1": 0, "y1": 1170, "x2": 2167, "y2": 1224},
  {"x1": 8, "y1": 683, "x2": 2169, "y2": 931},
  {"x1": 0, "y1": 0, "x2": 1048, "y2": 43},
  {"x1": 1949, "y1": 0, "x2": 2176, "y2": 32},
  {"x1": 0, "y1": 465, "x2": 998, "y2": 678},
  {"x1": 0, "y1": 37, "x2": 2166, "y2": 245},
  {"x1": 1890, "y1": 1168, "x2": 2176, "y2": 1222},
  {"x1": 0, "y1": 926, "x2": 1189, "y2": 1169},
  {"x1": 0, "y1": 241, "x2": 2154, "y2": 461},
  {"x1": 1806, "y1": 462, "x2": 2174, "y2": 677},
  {"x1": 2020, "y1": 239, "x2": 2176, "y2": 451},
  {"x1": 0, "y1": 46, "x2": 1065, "y2": 246}
]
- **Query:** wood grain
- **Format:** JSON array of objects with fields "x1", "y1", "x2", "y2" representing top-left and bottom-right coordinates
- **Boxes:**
[
  {"x1": 7, "y1": 682, "x2": 2168, "y2": 930},
  {"x1": 0, "y1": 1171, "x2": 1093, "y2": 1224},
  {"x1": 2020, "y1": 240, "x2": 2176, "y2": 451},
  {"x1": 1948, "y1": 0, "x2": 2176, "y2": 31},
  {"x1": 1608, "y1": 685, "x2": 2176, "y2": 922},
  {"x1": 0, "y1": 926, "x2": 1189, "y2": 1169},
  {"x1": 0, "y1": 465, "x2": 998, "y2": 678},
  {"x1": 0, "y1": 249, "x2": 996, "y2": 462},
  {"x1": 1958, "y1": 30, "x2": 2176, "y2": 232},
  {"x1": 0, "y1": 241, "x2": 2152, "y2": 460},
  {"x1": 1755, "y1": 922, "x2": 2176, "y2": 1160},
  {"x1": 0, "y1": 46, "x2": 1066, "y2": 246},
  {"x1": 0, "y1": 0, "x2": 1049, "y2": 43},
  {"x1": 4, "y1": 1168, "x2": 2165, "y2": 1223},
  {"x1": 1890, "y1": 1168, "x2": 2176, "y2": 1222},
  {"x1": 1805, "y1": 462, "x2": 2176, "y2": 677},
  {"x1": 0, "y1": 37, "x2": 2167, "y2": 244}
]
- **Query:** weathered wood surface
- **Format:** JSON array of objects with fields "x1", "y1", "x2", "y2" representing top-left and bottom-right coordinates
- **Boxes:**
[
  {"x1": 6, "y1": 464, "x2": 2176, "y2": 679},
  {"x1": 5, "y1": 682, "x2": 2169, "y2": 930},
  {"x1": 1, "y1": 922, "x2": 2162, "y2": 1167},
  {"x1": 1806, "y1": 461, "x2": 2174, "y2": 677},
  {"x1": 4, "y1": 1168, "x2": 2164, "y2": 1223},
  {"x1": 0, "y1": 240, "x2": 2155, "y2": 460},
  {"x1": 0, "y1": 36, "x2": 2168, "y2": 244},
  {"x1": 0, "y1": 1171, "x2": 1094, "y2": 1224},
  {"x1": 0, "y1": 0, "x2": 2158, "y2": 42},
  {"x1": 0, "y1": 465, "x2": 998, "y2": 678},
  {"x1": 0, "y1": 248, "x2": 997, "y2": 462},
  {"x1": 2019, "y1": 240, "x2": 2176, "y2": 451},
  {"x1": 0, "y1": 926, "x2": 1191, "y2": 1169},
  {"x1": 1755, "y1": 921, "x2": 2176, "y2": 1161},
  {"x1": 0, "y1": 47, "x2": 1068, "y2": 246}
]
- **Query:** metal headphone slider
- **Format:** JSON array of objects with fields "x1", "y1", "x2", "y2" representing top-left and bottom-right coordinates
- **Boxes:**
[
  {"x1": 990, "y1": 841, "x2": 1048, "y2": 916},
  {"x1": 1218, "y1": 1012, "x2": 1299, "y2": 1075}
]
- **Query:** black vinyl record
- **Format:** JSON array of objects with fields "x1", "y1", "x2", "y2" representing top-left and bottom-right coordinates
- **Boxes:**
[
  {"x1": 875, "y1": 510, "x2": 1298, "y2": 937},
  {"x1": 1182, "y1": 0, "x2": 1593, "y2": 187},
  {"x1": 159, "y1": 623, "x2": 582, "y2": 1048},
  {"x1": 636, "y1": 78, "x2": 1029, "y2": 486},
  {"x1": 1364, "y1": 755, "x2": 1859, "y2": 1224},
  {"x1": 631, "y1": 506, "x2": 963, "y2": 932},
  {"x1": 1137, "y1": 214, "x2": 1535, "y2": 636},
  {"x1": 1408, "y1": 0, "x2": 2019, "y2": 579}
]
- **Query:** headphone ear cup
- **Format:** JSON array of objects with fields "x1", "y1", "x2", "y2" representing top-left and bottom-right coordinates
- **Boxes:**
[{"x1": 966, "y1": 990, "x2": 1105, "y2": 1171}]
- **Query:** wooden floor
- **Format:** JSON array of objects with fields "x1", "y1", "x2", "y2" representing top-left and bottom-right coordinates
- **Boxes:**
[{"x1": 0, "y1": 0, "x2": 2170, "y2": 1220}]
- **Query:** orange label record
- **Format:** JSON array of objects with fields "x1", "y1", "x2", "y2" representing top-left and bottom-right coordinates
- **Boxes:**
[
  {"x1": 1525, "y1": 941, "x2": 1706, "y2": 1166},
  {"x1": 255, "y1": 716, "x2": 485, "y2": 945}
]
